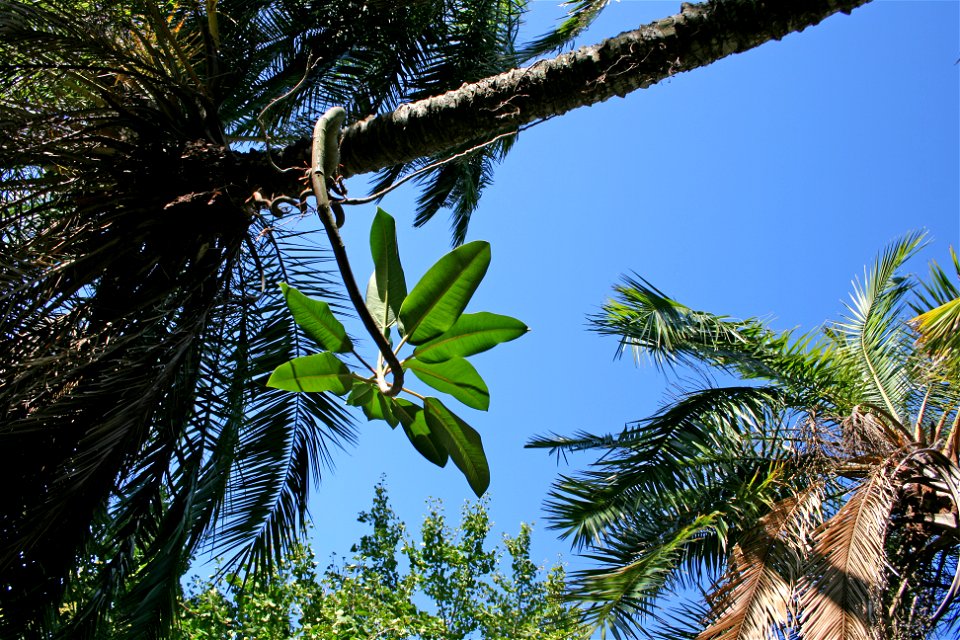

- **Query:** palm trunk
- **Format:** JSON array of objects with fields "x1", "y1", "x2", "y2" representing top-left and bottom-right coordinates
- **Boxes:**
[{"x1": 257, "y1": 0, "x2": 872, "y2": 184}]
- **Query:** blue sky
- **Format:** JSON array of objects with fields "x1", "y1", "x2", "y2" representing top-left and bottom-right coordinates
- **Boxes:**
[{"x1": 283, "y1": 0, "x2": 960, "y2": 592}]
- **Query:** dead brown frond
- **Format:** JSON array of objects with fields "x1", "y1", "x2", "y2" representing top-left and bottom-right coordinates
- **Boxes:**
[
  {"x1": 842, "y1": 406, "x2": 905, "y2": 455},
  {"x1": 699, "y1": 487, "x2": 823, "y2": 640},
  {"x1": 798, "y1": 465, "x2": 899, "y2": 640}
]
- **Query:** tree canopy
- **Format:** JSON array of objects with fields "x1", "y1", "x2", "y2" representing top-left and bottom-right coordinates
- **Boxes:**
[
  {"x1": 175, "y1": 483, "x2": 588, "y2": 639},
  {"x1": 530, "y1": 234, "x2": 960, "y2": 639}
]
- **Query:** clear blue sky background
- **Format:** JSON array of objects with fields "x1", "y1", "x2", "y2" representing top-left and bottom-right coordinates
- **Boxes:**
[{"x1": 272, "y1": 0, "x2": 956, "y2": 600}]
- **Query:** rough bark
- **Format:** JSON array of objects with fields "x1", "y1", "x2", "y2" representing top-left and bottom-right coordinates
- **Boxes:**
[{"x1": 253, "y1": 0, "x2": 872, "y2": 185}]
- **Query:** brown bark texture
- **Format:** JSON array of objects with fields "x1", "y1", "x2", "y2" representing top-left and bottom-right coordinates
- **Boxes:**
[{"x1": 270, "y1": 0, "x2": 872, "y2": 181}]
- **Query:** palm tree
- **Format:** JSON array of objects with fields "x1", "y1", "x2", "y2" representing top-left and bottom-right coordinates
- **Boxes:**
[
  {"x1": 0, "y1": 1, "x2": 554, "y2": 635},
  {"x1": 0, "y1": 0, "x2": 879, "y2": 635},
  {"x1": 530, "y1": 232, "x2": 960, "y2": 639}
]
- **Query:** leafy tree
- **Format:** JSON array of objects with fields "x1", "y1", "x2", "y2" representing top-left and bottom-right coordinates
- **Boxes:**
[
  {"x1": 176, "y1": 482, "x2": 589, "y2": 639},
  {"x1": 531, "y1": 233, "x2": 960, "y2": 639},
  {"x1": 0, "y1": 0, "x2": 877, "y2": 635}
]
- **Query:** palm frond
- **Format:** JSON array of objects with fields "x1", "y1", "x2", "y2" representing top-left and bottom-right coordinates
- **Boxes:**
[
  {"x1": 593, "y1": 276, "x2": 848, "y2": 407},
  {"x1": 698, "y1": 488, "x2": 823, "y2": 640},
  {"x1": 911, "y1": 247, "x2": 960, "y2": 373},
  {"x1": 538, "y1": 386, "x2": 823, "y2": 638},
  {"x1": 539, "y1": 385, "x2": 790, "y2": 548},
  {"x1": 572, "y1": 512, "x2": 722, "y2": 639},
  {"x1": 526, "y1": 428, "x2": 626, "y2": 456},
  {"x1": 833, "y1": 232, "x2": 926, "y2": 425},
  {"x1": 408, "y1": 134, "x2": 516, "y2": 245},
  {"x1": 518, "y1": 0, "x2": 612, "y2": 60},
  {"x1": 797, "y1": 465, "x2": 898, "y2": 640}
]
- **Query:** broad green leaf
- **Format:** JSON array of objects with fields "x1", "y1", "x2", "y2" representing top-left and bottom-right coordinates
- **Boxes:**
[
  {"x1": 424, "y1": 398, "x2": 489, "y2": 496},
  {"x1": 364, "y1": 391, "x2": 398, "y2": 427},
  {"x1": 406, "y1": 358, "x2": 490, "y2": 410},
  {"x1": 346, "y1": 381, "x2": 375, "y2": 407},
  {"x1": 367, "y1": 208, "x2": 407, "y2": 332},
  {"x1": 398, "y1": 241, "x2": 490, "y2": 345},
  {"x1": 267, "y1": 353, "x2": 353, "y2": 395},
  {"x1": 392, "y1": 398, "x2": 448, "y2": 467},
  {"x1": 347, "y1": 380, "x2": 399, "y2": 426},
  {"x1": 365, "y1": 272, "x2": 392, "y2": 337},
  {"x1": 280, "y1": 283, "x2": 352, "y2": 353},
  {"x1": 413, "y1": 312, "x2": 528, "y2": 363}
]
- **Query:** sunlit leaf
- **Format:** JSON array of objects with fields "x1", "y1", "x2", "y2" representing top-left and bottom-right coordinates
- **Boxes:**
[
  {"x1": 398, "y1": 241, "x2": 490, "y2": 345},
  {"x1": 392, "y1": 398, "x2": 448, "y2": 467},
  {"x1": 367, "y1": 208, "x2": 407, "y2": 333},
  {"x1": 406, "y1": 358, "x2": 490, "y2": 411},
  {"x1": 266, "y1": 353, "x2": 353, "y2": 395},
  {"x1": 280, "y1": 283, "x2": 352, "y2": 353},
  {"x1": 365, "y1": 273, "x2": 392, "y2": 338},
  {"x1": 424, "y1": 398, "x2": 489, "y2": 496},
  {"x1": 412, "y1": 312, "x2": 528, "y2": 363}
]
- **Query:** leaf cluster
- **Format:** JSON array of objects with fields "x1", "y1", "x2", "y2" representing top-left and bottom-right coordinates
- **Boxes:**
[{"x1": 268, "y1": 209, "x2": 527, "y2": 497}]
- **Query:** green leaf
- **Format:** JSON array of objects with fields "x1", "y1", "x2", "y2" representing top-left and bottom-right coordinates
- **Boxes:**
[
  {"x1": 398, "y1": 241, "x2": 491, "y2": 345},
  {"x1": 346, "y1": 382, "x2": 375, "y2": 407},
  {"x1": 346, "y1": 380, "x2": 399, "y2": 426},
  {"x1": 266, "y1": 352, "x2": 353, "y2": 395},
  {"x1": 280, "y1": 283, "x2": 352, "y2": 353},
  {"x1": 367, "y1": 208, "x2": 407, "y2": 332},
  {"x1": 392, "y1": 398, "x2": 448, "y2": 467},
  {"x1": 365, "y1": 273, "x2": 392, "y2": 337},
  {"x1": 364, "y1": 391, "x2": 398, "y2": 427},
  {"x1": 406, "y1": 358, "x2": 490, "y2": 411},
  {"x1": 413, "y1": 312, "x2": 528, "y2": 363},
  {"x1": 424, "y1": 398, "x2": 489, "y2": 496}
]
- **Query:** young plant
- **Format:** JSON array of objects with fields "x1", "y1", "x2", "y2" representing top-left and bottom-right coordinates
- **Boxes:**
[{"x1": 267, "y1": 209, "x2": 527, "y2": 496}]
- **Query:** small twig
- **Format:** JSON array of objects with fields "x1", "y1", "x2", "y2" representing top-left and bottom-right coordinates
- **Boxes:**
[
  {"x1": 242, "y1": 235, "x2": 266, "y2": 298},
  {"x1": 257, "y1": 55, "x2": 320, "y2": 173},
  {"x1": 351, "y1": 348, "x2": 377, "y2": 377},
  {"x1": 336, "y1": 115, "x2": 552, "y2": 206},
  {"x1": 336, "y1": 130, "x2": 518, "y2": 206},
  {"x1": 403, "y1": 388, "x2": 426, "y2": 401},
  {"x1": 393, "y1": 333, "x2": 410, "y2": 356}
]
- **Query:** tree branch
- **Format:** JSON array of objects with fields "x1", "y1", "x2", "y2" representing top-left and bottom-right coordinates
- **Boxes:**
[
  {"x1": 259, "y1": 0, "x2": 872, "y2": 182},
  {"x1": 248, "y1": 0, "x2": 870, "y2": 193}
]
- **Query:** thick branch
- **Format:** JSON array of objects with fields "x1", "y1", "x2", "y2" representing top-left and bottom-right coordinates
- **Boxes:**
[
  {"x1": 251, "y1": 0, "x2": 872, "y2": 187},
  {"x1": 343, "y1": 0, "x2": 871, "y2": 176}
]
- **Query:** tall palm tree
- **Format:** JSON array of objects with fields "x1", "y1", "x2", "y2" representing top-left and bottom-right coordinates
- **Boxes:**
[
  {"x1": 0, "y1": 0, "x2": 577, "y2": 635},
  {"x1": 530, "y1": 232, "x2": 960, "y2": 639},
  {"x1": 0, "y1": 0, "x2": 881, "y2": 635}
]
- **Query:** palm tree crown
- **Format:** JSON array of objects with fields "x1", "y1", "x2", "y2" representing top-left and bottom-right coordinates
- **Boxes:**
[
  {"x1": 0, "y1": 0, "x2": 599, "y2": 635},
  {"x1": 530, "y1": 232, "x2": 960, "y2": 639}
]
